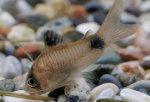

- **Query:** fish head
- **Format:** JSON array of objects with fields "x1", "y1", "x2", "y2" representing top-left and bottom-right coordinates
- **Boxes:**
[{"x1": 25, "y1": 58, "x2": 71, "y2": 95}]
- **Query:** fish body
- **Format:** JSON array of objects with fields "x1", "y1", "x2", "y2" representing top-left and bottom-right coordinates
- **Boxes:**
[{"x1": 25, "y1": 0, "x2": 138, "y2": 94}]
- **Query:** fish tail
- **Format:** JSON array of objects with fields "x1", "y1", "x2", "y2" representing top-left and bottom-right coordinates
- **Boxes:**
[{"x1": 97, "y1": 0, "x2": 139, "y2": 46}]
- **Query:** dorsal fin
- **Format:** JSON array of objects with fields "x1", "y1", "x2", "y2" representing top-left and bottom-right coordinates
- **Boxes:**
[
  {"x1": 43, "y1": 30, "x2": 62, "y2": 47},
  {"x1": 96, "y1": 0, "x2": 139, "y2": 46}
]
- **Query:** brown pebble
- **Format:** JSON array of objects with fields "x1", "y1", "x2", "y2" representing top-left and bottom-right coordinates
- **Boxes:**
[
  {"x1": 15, "y1": 44, "x2": 41, "y2": 59},
  {"x1": 118, "y1": 46, "x2": 144, "y2": 61},
  {"x1": 68, "y1": 5, "x2": 87, "y2": 19}
]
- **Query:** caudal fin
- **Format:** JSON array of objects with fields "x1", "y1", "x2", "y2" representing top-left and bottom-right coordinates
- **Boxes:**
[{"x1": 97, "y1": 0, "x2": 139, "y2": 45}]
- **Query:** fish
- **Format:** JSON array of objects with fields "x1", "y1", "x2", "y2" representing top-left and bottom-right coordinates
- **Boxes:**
[{"x1": 25, "y1": 0, "x2": 138, "y2": 95}]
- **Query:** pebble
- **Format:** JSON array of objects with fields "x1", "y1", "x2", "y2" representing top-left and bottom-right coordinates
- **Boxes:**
[
  {"x1": 0, "y1": 11, "x2": 16, "y2": 27},
  {"x1": 13, "y1": 73, "x2": 28, "y2": 90},
  {"x1": 65, "y1": 78, "x2": 91, "y2": 101},
  {"x1": 120, "y1": 88, "x2": 150, "y2": 102},
  {"x1": 99, "y1": 74, "x2": 122, "y2": 89},
  {"x1": 3, "y1": 90, "x2": 44, "y2": 102},
  {"x1": 7, "y1": 24, "x2": 35, "y2": 42},
  {"x1": 4, "y1": 41, "x2": 15, "y2": 55},
  {"x1": 111, "y1": 61, "x2": 145, "y2": 79},
  {"x1": 21, "y1": 58, "x2": 33, "y2": 73},
  {"x1": 62, "y1": 30, "x2": 84, "y2": 43},
  {"x1": 57, "y1": 94, "x2": 67, "y2": 102},
  {"x1": 76, "y1": 22, "x2": 99, "y2": 35},
  {"x1": 26, "y1": 0, "x2": 44, "y2": 7},
  {"x1": 127, "y1": 80, "x2": 150, "y2": 94},
  {"x1": 35, "y1": 4, "x2": 55, "y2": 19},
  {"x1": 15, "y1": 44, "x2": 41, "y2": 59},
  {"x1": 96, "y1": 99, "x2": 124, "y2": 102},
  {"x1": 89, "y1": 83, "x2": 119, "y2": 102},
  {"x1": 85, "y1": 1, "x2": 104, "y2": 13},
  {"x1": 93, "y1": 10, "x2": 107, "y2": 25},
  {"x1": 26, "y1": 15, "x2": 49, "y2": 30},
  {"x1": 0, "y1": 56, "x2": 22, "y2": 79},
  {"x1": 0, "y1": 79, "x2": 15, "y2": 91},
  {"x1": 117, "y1": 46, "x2": 144, "y2": 61},
  {"x1": 96, "y1": 48, "x2": 122, "y2": 64},
  {"x1": 45, "y1": 17, "x2": 72, "y2": 34},
  {"x1": 140, "y1": 1, "x2": 150, "y2": 13},
  {"x1": 121, "y1": 12, "x2": 139, "y2": 24},
  {"x1": 115, "y1": 73, "x2": 140, "y2": 87}
]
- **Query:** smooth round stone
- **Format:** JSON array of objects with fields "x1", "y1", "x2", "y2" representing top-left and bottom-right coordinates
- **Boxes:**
[
  {"x1": 98, "y1": 0, "x2": 115, "y2": 10},
  {"x1": 120, "y1": 88, "x2": 150, "y2": 102},
  {"x1": 45, "y1": 17, "x2": 72, "y2": 34},
  {"x1": 21, "y1": 58, "x2": 33, "y2": 73},
  {"x1": 16, "y1": 0, "x2": 35, "y2": 17},
  {"x1": 4, "y1": 41, "x2": 15, "y2": 55},
  {"x1": 0, "y1": 11, "x2": 16, "y2": 27},
  {"x1": 26, "y1": 0, "x2": 44, "y2": 7},
  {"x1": 137, "y1": 88, "x2": 149, "y2": 95},
  {"x1": 3, "y1": 90, "x2": 44, "y2": 102},
  {"x1": 57, "y1": 95, "x2": 67, "y2": 102},
  {"x1": 13, "y1": 72, "x2": 28, "y2": 90},
  {"x1": 89, "y1": 83, "x2": 119, "y2": 102},
  {"x1": 26, "y1": 15, "x2": 49, "y2": 30},
  {"x1": 139, "y1": 13, "x2": 150, "y2": 23},
  {"x1": 0, "y1": 56, "x2": 22, "y2": 79},
  {"x1": 96, "y1": 48, "x2": 122, "y2": 64},
  {"x1": 0, "y1": 79, "x2": 15, "y2": 91},
  {"x1": 141, "y1": 21, "x2": 150, "y2": 34},
  {"x1": 99, "y1": 74, "x2": 122, "y2": 89},
  {"x1": 96, "y1": 99, "x2": 124, "y2": 102},
  {"x1": 117, "y1": 46, "x2": 144, "y2": 61},
  {"x1": 115, "y1": 73, "x2": 140, "y2": 87},
  {"x1": 140, "y1": 1, "x2": 150, "y2": 12},
  {"x1": 76, "y1": 22, "x2": 99, "y2": 35},
  {"x1": 127, "y1": 80, "x2": 150, "y2": 94},
  {"x1": 111, "y1": 61, "x2": 145, "y2": 79},
  {"x1": 63, "y1": 30, "x2": 84, "y2": 43},
  {"x1": 7, "y1": 24, "x2": 35, "y2": 42},
  {"x1": 66, "y1": 96, "x2": 80, "y2": 102},
  {"x1": 69, "y1": 0, "x2": 90, "y2": 5},
  {"x1": 15, "y1": 44, "x2": 41, "y2": 59},
  {"x1": 65, "y1": 78, "x2": 91, "y2": 101},
  {"x1": 85, "y1": 1, "x2": 104, "y2": 13},
  {"x1": 93, "y1": 10, "x2": 107, "y2": 25},
  {"x1": 0, "y1": 52, "x2": 6, "y2": 63},
  {"x1": 69, "y1": 5, "x2": 87, "y2": 19},
  {"x1": 121, "y1": 12, "x2": 139, "y2": 24},
  {"x1": 35, "y1": 4, "x2": 55, "y2": 19}
]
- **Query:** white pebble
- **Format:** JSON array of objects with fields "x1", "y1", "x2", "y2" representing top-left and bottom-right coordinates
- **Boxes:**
[
  {"x1": 3, "y1": 90, "x2": 44, "y2": 102},
  {"x1": 0, "y1": 56, "x2": 22, "y2": 79},
  {"x1": 120, "y1": 88, "x2": 150, "y2": 102},
  {"x1": 76, "y1": 22, "x2": 100, "y2": 35},
  {"x1": 89, "y1": 83, "x2": 119, "y2": 102}
]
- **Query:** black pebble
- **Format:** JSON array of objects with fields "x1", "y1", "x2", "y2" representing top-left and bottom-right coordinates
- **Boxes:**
[
  {"x1": 27, "y1": 15, "x2": 49, "y2": 30},
  {"x1": 99, "y1": 74, "x2": 122, "y2": 89},
  {"x1": 94, "y1": 11, "x2": 107, "y2": 25},
  {"x1": 26, "y1": 0, "x2": 44, "y2": 7},
  {"x1": 48, "y1": 87, "x2": 64, "y2": 99},
  {"x1": 66, "y1": 96, "x2": 80, "y2": 102}
]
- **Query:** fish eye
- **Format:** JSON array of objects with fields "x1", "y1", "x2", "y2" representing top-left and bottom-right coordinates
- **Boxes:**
[{"x1": 27, "y1": 78, "x2": 38, "y2": 88}]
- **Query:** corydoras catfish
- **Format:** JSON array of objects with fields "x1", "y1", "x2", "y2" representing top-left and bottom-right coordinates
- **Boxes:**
[{"x1": 25, "y1": 0, "x2": 138, "y2": 94}]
